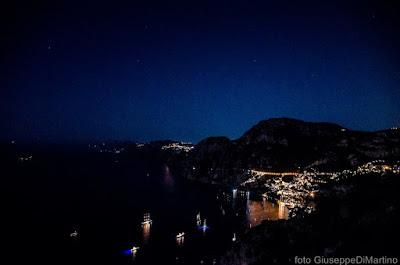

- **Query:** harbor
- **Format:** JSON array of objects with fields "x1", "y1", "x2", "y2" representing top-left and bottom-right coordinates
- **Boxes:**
[
  {"x1": 64, "y1": 177, "x2": 289, "y2": 265},
  {"x1": 113, "y1": 186, "x2": 289, "y2": 264}
]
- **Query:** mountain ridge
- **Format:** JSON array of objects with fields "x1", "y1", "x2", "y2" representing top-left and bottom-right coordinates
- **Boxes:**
[{"x1": 185, "y1": 117, "x2": 400, "y2": 185}]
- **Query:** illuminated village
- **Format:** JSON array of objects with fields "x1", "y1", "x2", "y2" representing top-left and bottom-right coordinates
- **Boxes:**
[
  {"x1": 160, "y1": 142, "x2": 194, "y2": 153},
  {"x1": 239, "y1": 160, "x2": 400, "y2": 217}
]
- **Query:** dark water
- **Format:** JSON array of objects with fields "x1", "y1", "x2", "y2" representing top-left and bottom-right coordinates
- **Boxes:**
[{"x1": 4, "y1": 150, "x2": 287, "y2": 265}]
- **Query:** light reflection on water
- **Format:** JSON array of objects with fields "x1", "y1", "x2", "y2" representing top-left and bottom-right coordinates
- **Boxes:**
[
  {"x1": 131, "y1": 249, "x2": 137, "y2": 261},
  {"x1": 142, "y1": 223, "x2": 150, "y2": 244},
  {"x1": 163, "y1": 165, "x2": 175, "y2": 190},
  {"x1": 246, "y1": 199, "x2": 289, "y2": 227}
]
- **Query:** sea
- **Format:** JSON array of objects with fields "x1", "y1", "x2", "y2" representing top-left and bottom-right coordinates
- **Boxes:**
[{"x1": 3, "y1": 144, "x2": 288, "y2": 265}]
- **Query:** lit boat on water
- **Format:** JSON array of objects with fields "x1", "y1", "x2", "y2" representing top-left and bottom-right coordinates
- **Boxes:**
[
  {"x1": 131, "y1": 246, "x2": 140, "y2": 254},
  {"x1": 176, "y1": 232, "x2": 185, "y2": 245},
  {"x1": 70, "y1": 230, "x2": 78, "y2": 238},
  {"x1": 196, "y1": 212, "x2": 201, "y2": 226},
  {"x1": 141, "y1": 213, "x2": 152, "y2": 225},
  {"x1": 176, "y1": 232, "x2": 185, "y2": 238},
  {"x1": 199, "y1": 218, "x2": 209, "y2": 232}
]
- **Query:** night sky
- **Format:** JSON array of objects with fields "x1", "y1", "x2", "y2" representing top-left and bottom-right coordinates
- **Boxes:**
[{"x1": 1, "y1": 0, "x2": 400, "y2": 143}]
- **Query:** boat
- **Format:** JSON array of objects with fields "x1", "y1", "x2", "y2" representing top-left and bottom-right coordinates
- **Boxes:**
[
  {"x1": 196, "y1": 212, "x2": 201, "y2": 226},
  {"x1": 131, "y1": 246, "x2": 140, "y2": 253},
  {"x1": 141, "y1": 213, "x2": 152, "y2": 225},
  {"x1": 176, "y1": 232, "x2": 185, "y2": 238},
  {"x1": 70, "y1": 230, "x2": 78, "y2": 238},
  {"x1": 200, "y1": 218, "x2": 208, "y2": 231}
]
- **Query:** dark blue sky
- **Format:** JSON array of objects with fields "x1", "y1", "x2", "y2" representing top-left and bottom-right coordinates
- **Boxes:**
[{"x1": 1, "y1": 0, "x2": 400, "y2": 143}]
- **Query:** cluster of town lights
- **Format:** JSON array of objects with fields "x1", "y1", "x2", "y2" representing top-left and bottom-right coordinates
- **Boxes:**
[{"x1": 240, "y1": 160, "x2": 399, "y2": 217}]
